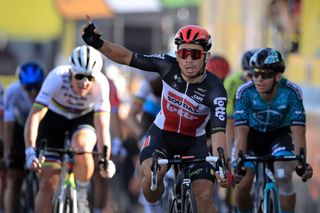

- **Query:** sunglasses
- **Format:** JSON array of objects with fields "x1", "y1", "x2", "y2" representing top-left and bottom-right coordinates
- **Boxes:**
[
  {"x1": 177, "y1": 48, "x2": 205, "y2": 60},
  {"x1": 74, "y1": 74, "x2": 95, "y2": 81},
  {"x1": 24, "y1": 83, "x2": 41, "y2": 92},
  {"x1": 252, "y1": 69, "x2": 275, "y2": 79}
]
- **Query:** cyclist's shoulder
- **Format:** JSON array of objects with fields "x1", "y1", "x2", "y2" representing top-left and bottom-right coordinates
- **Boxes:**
[
  {"x1": 279, "y1": 78, "x2": 303, "y2": 99},
  {"x1": 235, "y1": 80, "x2": 254, "y2": 99},
  {"x1": 5, "y1": 81, "x2": 21, "y2": 95}
]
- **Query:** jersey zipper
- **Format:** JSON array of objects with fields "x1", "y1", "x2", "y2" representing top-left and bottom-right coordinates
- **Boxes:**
[{"x1": 177, "y1": 82, "x2": 189, "y2": 133}]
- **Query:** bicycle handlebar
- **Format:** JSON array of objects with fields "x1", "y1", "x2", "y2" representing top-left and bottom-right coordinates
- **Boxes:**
[
  {"x1": 235, "y1": 148, "x2": 308, "y2": 182},
  {"x1": 150, "y1": 147, "x2": 227, "y2": 191}
]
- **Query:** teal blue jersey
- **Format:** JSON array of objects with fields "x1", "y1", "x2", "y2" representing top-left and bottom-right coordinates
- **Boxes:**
[{"x1": 234, "y1": 78, "x2": 305, "y2": 132}]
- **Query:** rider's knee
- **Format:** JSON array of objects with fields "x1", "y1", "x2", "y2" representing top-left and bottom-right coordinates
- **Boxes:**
[
  {"x1": 194, "y1": 188, "x2": 212, "y2": 203},
  {"x1": 274, "y1": 162, "x2": 294, "y2": 196},
  {"x1": 72, "y1": 125, "x2": 97, "y2": 151}
]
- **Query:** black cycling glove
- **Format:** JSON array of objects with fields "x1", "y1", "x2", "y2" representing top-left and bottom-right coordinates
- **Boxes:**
[{"x1": 82, "y1": 23, "x2": 104, "y2": 49}]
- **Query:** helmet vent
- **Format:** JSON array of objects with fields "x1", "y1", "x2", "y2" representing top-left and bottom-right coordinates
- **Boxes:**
[
  {"x1": 186, "y1": 29, "x2": 192, "y2": 39},
  {"x1": 77, "y1": 50, "x2": 82, "y2": 67},
  {"x1": 85, "y1": 46, "x2": 90, "y2": 70},
  {"x1": 192, "y1": 32, "x2": 199, "y2": 41}
]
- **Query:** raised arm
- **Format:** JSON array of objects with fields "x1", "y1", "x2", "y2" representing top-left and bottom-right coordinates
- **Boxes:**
[{"x1": 80, "y1": 16, "x2": 133, "y2": 65}]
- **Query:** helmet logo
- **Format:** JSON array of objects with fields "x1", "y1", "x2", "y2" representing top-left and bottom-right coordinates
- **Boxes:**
[{"x1": 265, "y1": 50, "x2": 280, "y2": 64}]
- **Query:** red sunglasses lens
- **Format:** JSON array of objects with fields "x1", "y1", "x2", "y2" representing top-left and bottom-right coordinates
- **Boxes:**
[{"x1": 178, "y1": 49, "x2": 203, "y2": 60}]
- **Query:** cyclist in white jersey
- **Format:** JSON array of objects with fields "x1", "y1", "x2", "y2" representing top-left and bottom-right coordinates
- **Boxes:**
[
  {"x1": 3, "y1": 61, "x2": 45, "y2": 213},
  {"x1": 24, "y1": 45, "x2": 116, "y2": 213}
]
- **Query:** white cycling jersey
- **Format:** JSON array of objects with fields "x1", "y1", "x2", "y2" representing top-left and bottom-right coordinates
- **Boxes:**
[
  {"x1": 35, "y1": 65, "x2": 110, "y2": 119},
  {"x1": 4, "y1": 81, "x2": 33, "y2": 126}
]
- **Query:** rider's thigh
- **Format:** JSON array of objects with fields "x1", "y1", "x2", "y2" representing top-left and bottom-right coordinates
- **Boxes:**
[
  {"x1": 71, "y1": 125, "x2": 97, "y2": 152},
  {"x1": 192, "y1": 179, "x2": 213, "y2": 200},
  {"x1": 236, "y1": 167, "x2": 255, "y2": 190},
  {"x1": 38, "y1": 167, "x2": 60, "y2": 194}
]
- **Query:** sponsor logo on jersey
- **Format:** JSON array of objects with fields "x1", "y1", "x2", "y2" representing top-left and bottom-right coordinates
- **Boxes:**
[
  {"x1": 213, "y1": 97, "x2": 226, "y2": 121},
  {"x1": 197, "y1": 87, "x2": 206, "y2": 93},
  {"x1": 194, "y1": 90, "x2": 205, "y2": 97},
  {"x1": 253, "y1": 110, "x2": 283, "y2": 125},
  {"x1": 143, "y1": 54, "x2": 165, "y2": 59},
  {"x1": 191, "y1": 94, "x2": 204, "y2": 102},
  {"x1": 168, "y1": 92, "x2": 199, "y2": 113}
]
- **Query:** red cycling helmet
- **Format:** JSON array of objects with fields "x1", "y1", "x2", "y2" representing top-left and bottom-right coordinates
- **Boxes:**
[
  {"x1": 174, "y1": 25, "x2": 212, "y2": 51},
  {"x1": 206, "y1": 55, "x2": 230, "y2": 80}
]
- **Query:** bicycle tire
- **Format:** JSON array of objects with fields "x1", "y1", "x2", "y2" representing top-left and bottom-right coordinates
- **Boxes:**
[
  {"x1": 21, "y1": 172, "x2": 39, "y2": 213},
  {"x1": 168, "y1": 190, "x2": 181, "y2": 213},
  {"x1": 52, "y1": 186, "x2": 77, "y2": 213},
  {"x1": 264, "y1": 189, "x2": 280, "y2": 213},
  {"x1": 183, "y1": 189, "x2": 197, "y2": 213}
]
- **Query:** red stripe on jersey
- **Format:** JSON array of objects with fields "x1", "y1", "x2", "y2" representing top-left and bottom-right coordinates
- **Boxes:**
[{"x1": 142, "y1": 135, "x2": 151, "y2": 149}]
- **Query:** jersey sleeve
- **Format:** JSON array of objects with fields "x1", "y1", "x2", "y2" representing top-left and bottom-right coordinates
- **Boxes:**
[
  {"x1": 209, "y1": 84, "x2": 227, "y2": 133},
  {"x1": 234, "y1": 85, "x2": 250, "y2": 126},
  {"x1": 129, "y1": 53, "x2": 176, "y2": 78},
  {"x1": 287, "y1": 82, "x2": 306, "y2": 126},
  {"x1": 93, "y1": 73, "x2": 111, "y2": 113}
]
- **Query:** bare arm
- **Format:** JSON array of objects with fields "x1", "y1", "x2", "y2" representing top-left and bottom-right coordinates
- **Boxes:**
[
  {"x1": 225, "y1": 118, "x2": 235, "y2": 159},
  {"x1": 94, "y1": 112, "x2": 111, "y2": 160},
  {"x1": 80, "y1": 17, "x2": 133, "y2": 66},
  {"x1": 234, "y1": 125, "x2": 249, "y2": 156},
  {"x1": 24, "y1": 106, "x2": 48, "y2": 148},
  {"x1": 211, "y1": 131, "x2": 226, "y2": 156},
  {"x1": 291, "y1": 125, "x2": 306, "y2": 156},
  {"x1": 99, "y1": 41, "x2": 133, "y2": 66}
]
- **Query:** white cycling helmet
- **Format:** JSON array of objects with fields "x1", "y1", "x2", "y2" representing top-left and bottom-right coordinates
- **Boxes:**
[{"x1": 69, "y1": 45, "x2": 103, "y2": 77}]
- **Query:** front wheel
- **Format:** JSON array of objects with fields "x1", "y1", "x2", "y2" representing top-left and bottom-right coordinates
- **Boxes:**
[
  {"x1": 183, "y1": 189, "x2": 197, "y2": 213},
  {"x1": 52, "y1": 186, "x2": 77, "y2": 213}
]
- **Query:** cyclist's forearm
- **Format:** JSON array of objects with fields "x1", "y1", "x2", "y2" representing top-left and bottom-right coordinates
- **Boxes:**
[
  {"x1": 99, "y1": 41, "x2": 133, "y2": 66},
  {"x1": 211, "y1": 131, "x2": 226, "y2": 156},
  {"x1": 24, "y1": 107, "x2": 43, "y2": 148},
  {"x1": 235, "y1": 125, "x2": 249, "y2": 154},
  {"x1": 225, "y1": 118, "x2": 235, "y2": 159},
  {"x1": 291, "y1": 125, "x2": 307, "y2": 156},
  {"x1": 94, "y1": 112, "x2": 111, "y2": 159}
]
